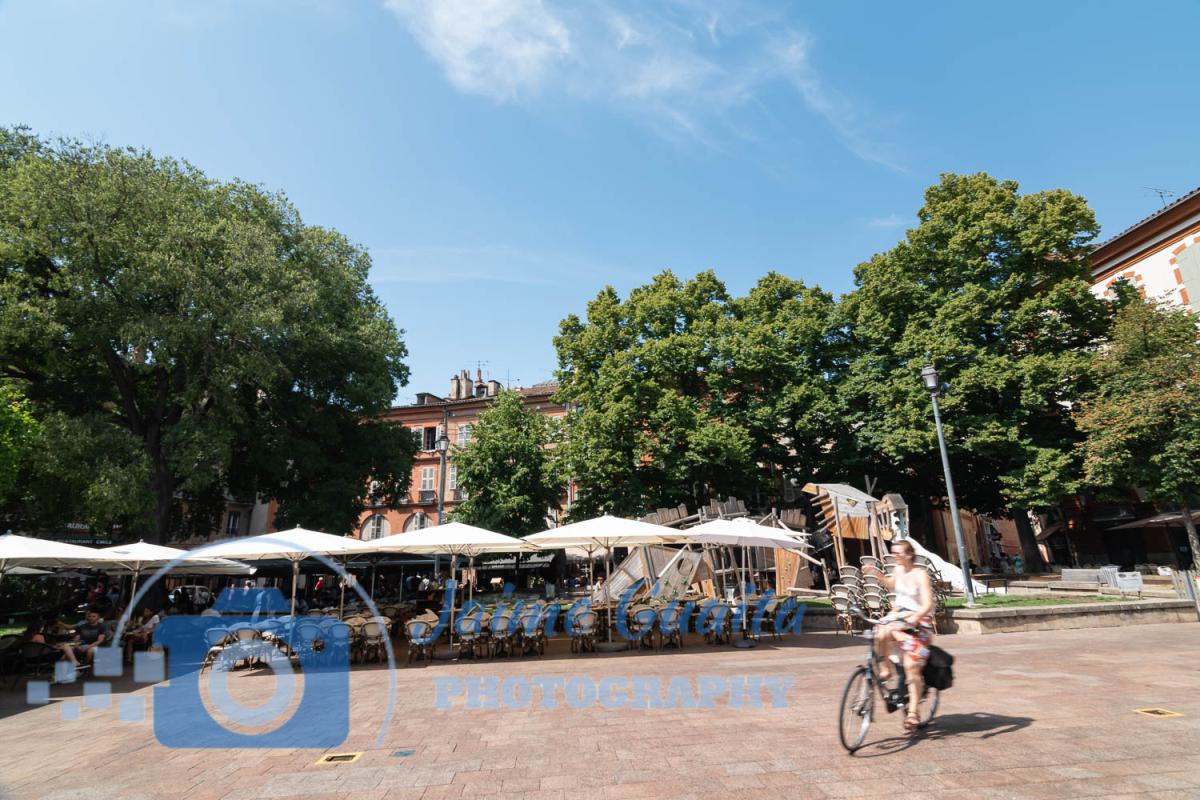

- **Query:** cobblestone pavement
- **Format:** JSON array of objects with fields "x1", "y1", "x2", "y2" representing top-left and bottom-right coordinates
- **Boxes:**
[{"x1": 0, "y1": 621, "x2": 1197, "y2": 799}]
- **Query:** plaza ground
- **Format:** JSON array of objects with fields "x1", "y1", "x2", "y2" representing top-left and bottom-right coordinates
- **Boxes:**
[{"x1": 0, "y1": 622, "x2": 1198, "y2": 799}]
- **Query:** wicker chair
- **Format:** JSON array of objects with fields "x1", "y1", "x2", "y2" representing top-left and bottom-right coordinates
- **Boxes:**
[
  {"x1": 657, "y1": 605, "x2": 684, "y2": 650},
  {"x1": 358, "y1": 620, "x2": 387, "y2": 664},
  {"x1": 489, "y1": 612, "x2": 517, "y2": 657},
  {"x1": 568, "y1": 608, "x2": 597, "y2": 654},
  {"x1": 756, "y1": 597, "x2": 781, "y2": 640},
  {"x1": 455, "y1": 611, "x2": 490, "y2": 659},
  {"x1": 862, "y1": 588, "x2": 888, "y2": 619},
  {"x1": 627, "y1": 605, "x2": 657, "y2": 651},
  {"x1": 702, "y1": 602, "x2": 733, "y2": 645},
  {"x1": 515, "y1": 607, "x2": 547, "y2": 656},
  {"x1": 830, "y1": 594, "x2": 857, "y2": 634},
  {"x1": 405, "y1": 619, "x2": 435, "y2": 664}
]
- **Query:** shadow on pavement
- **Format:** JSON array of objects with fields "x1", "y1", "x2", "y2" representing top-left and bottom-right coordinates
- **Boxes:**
[{"x1": 852, "y1": 711, "x2": 1034, "y2": 758}]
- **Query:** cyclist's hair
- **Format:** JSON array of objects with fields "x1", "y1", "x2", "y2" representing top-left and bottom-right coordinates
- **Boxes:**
[{"x1": 893, "y1": 540, "x2": 916, "y2": 557}]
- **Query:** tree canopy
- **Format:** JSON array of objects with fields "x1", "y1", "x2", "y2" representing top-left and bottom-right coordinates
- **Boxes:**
[
  {"x1": 0, "y1": 129, "x2": 416, "y2": 541},
  {"x1": 554, "y1": 270, "x2": 840, "y2": 518},
  {"x1": 1076, "y1": 294, "x2": 1200, "y2": 565},
  {"x1": 835, "y1": 173, "x2": 1108, "y2": 523},
  {"x1": 0, "y1": 382, "x2": 37, "y2": 503},
  {"x1": 451, "y1": 389, "x2": 560, "y2": 536}
]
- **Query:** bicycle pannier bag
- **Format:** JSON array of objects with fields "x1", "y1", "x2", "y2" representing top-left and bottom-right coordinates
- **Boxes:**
[{"x1": 922, "y1": 645, "x2": 954, "y2": 690}]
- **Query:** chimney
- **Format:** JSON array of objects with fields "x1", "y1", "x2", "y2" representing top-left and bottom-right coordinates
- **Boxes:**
[
  {"x1": 487, "y1": 380, "x2": 502, "y2": 396},
  {"x1": 475, "y1": 368, "x2": 486, "y2": 398},
  {"x1": 450, "y1": 374, "x2": 462, "y2": 399}
]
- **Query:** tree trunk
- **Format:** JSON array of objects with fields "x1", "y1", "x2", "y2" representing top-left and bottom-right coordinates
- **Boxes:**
[
  {"x1": 1011, "y1": 507, "x2": 1047, "y2": 572},
  {"x1": 149, "y1": 452, "x2": 175, "y2": 545},
  {"x1": 1180, "y1": 500, "x2": 1200, "y2": 571}
]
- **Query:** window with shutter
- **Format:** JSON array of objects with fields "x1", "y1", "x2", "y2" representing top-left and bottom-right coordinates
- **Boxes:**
[{"x1": 1177, "y1": 244, "x2": 1200, "y2": 310}]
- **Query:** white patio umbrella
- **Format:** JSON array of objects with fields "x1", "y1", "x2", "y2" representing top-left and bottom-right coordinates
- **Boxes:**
[
  {"x1": 95, "y1": 541, "x2": 251, "y2": 604},
  {"x1": 6, "y1": 566, "x2": 51, "y2": 576},
  {"x1": 527, "y1": 515, "x2": 674, "y2": 645},
  {"x1": 0, "y1": 534, "x2": 108, "y2": 589},
  {"x1": 347, "y1": 522, "x2": 535, "y2": 652},
  {"x1": 347, "y1": 521, "x2": 534, "y2": 598},
  {"x1": 182, "y1": 527, "x2": 360, "y2": 616},
  {"x1": 681, "y1": 518, "x2": 808, "y2": 646}
]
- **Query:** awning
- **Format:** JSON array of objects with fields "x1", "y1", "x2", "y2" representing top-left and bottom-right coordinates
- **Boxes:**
[
  {"x1": 1110, "y1": 510, "x2": 1200, "y2": 530},
  {"x1": 474, "y1": 554, "x2": 555, "y2": 570}
]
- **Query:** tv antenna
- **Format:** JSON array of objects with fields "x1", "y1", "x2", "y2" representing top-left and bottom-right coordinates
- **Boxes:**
[
  {"x1": 1145, "y1": 187, "x2": 1177, "y2": 208},
  {"x1": 473, "y1": 360, "x2": 489, "y2": 378}
]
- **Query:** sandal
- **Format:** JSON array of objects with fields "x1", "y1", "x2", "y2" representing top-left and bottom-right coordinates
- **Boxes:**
[{"x1": 903, "y1": 711, "x2": 919, "y2": 732}]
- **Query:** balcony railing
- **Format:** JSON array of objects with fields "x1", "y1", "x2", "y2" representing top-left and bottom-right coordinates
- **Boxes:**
[{"x1": 418, "y1": 490, "x2": 438, "y2": 504}]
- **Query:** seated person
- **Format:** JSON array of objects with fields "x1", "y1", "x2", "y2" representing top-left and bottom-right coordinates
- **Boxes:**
[
  {"x1": 24, "y1": 622, "x2": 78, "y2": 665},
  {"x1": 123, "y1": 606, "x2": 160, "y2": 663},
  {"x1": 72, "y1": 608, "x2": 108, "y2": 665}
]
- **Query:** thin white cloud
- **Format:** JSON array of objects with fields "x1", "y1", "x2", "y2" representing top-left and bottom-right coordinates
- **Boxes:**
[
  {"x1": 381, "y1": 0, "x2": 903, "y2": 169},
  {"x1": 867, "y1": 214, "x2": 906, "y2": 228},
  {"x1": 384, "y1": 0, "x2": 570, "y2": 101}
]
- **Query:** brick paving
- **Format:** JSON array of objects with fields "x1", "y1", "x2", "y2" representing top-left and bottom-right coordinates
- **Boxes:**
[{"x1": 0, "y1": 622, "x2": 1198, "y2": 799}]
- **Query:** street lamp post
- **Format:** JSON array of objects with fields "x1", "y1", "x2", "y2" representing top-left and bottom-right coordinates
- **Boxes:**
[
  {"x1": 921, "y1": 364, "x2": 977, "y2": 607},
  {"x1": 434, "y1": 407, "x2": 451, "y2": 577}
]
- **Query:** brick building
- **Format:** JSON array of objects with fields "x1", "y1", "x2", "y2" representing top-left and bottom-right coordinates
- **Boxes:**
[
  {"x1": 1089, "y1": 186, "x2": 1200, "y2": 307},
  {"x1": 352, "y1": 370, "x2": 565, "y2": 540},
  {"x1": 1038, "y1": 187, "x2": 1200, "y2": 568}
]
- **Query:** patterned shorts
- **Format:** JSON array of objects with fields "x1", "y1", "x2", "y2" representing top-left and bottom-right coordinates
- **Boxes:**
[{"x1": 897, "y1": 617, "x2": 933, "y2": 665}]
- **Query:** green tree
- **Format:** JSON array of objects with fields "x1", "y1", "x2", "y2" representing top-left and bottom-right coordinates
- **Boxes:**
[
  {"x1": 1076, "y1": 296, "x2": 1200, "y2": 567},
  {"x1": 0, "y1": 130, "x2": 416, "y2": 541},
  {"x1": 0, "y1": 382, "x2": 38, "y2": 502},
  {"x1": 451, "y1": 389, "x2": 560, "y2": 536},
  {"x1": 708, "y1": 272, "x2": 843, "y2": 498},
  {"x1": 836, "y1": 173, "x2": 1109, "y2": 567},
  {"x1": 553, "y1": 270, "x2": 840, "y2": 517},
  {"x1": 554, "y1": 271, "x2": 753, "y2": 518}
]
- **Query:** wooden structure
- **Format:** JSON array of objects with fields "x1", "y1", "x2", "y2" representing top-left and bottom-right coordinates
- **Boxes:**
[{"x1": 802, "y1": 484, "x2": 889, "y2": 570}]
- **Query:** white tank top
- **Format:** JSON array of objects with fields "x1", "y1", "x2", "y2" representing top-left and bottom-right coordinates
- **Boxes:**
[{"x1": 893, "y1": 568, "x2": 922, "y2": 612}]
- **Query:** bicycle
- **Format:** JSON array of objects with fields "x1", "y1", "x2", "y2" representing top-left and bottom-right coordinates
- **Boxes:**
[{"x1": 838, "y1": 607, "x2": 939, "y2": 753}]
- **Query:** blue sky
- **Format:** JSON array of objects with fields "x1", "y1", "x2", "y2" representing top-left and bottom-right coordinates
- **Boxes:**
[{"x1": 2, "y1": 0, "x2": 1198, "y2": 403}]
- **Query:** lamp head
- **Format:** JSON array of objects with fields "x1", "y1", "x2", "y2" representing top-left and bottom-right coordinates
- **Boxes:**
[{"x1": 920, "y1": 364, "x2": 940, "y2": 392}]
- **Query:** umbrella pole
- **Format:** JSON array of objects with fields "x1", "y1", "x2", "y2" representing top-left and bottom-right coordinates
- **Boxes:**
[
  {"x1": 468, "y1": 555, "x2": 475, "y2": 602},
  {"x1": 449, "y1": 554, "x2": 457, "y2": 652},
  {"x1": 370, "y1": 558, "x2": 378, "y2": 601},
  {"x1": 290, "y1": 560, "x2": 299, "y2": 617},
  {"x1": 339, "y1": 559, "x2": 347, "y2": 618},
  {"x1": 604, "y1": 548, "x2": 613, "y2": 643}
]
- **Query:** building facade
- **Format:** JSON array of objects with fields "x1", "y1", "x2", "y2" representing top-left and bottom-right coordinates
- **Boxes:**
[
  {"x1": 1089, "y1": 186, "x2": 1200, "y2": 306},
  {"x1": 353, "y1": 370, "x2": 565, "y2": 540},
  {"x1": 1048, "y1": 186, "x2": 1200, "y2": 568}
]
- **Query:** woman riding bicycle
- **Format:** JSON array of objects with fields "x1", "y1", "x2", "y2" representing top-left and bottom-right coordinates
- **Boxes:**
[{"x1": 863, "y1": 539, "x2": 934, "y2": 732}]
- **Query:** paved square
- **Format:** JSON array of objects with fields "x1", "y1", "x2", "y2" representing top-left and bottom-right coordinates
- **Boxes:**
[{"x1": 0, "y1": 622, "x2": 1197, "y2": 799}]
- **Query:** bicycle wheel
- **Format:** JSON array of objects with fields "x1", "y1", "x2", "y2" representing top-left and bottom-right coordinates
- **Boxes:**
[
  {"x1": 838, "y1": 666, "x2": 874, "y2": 752},
  {"x1": 918, "y1": 687, "x2": 939, "y2": 727}
]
